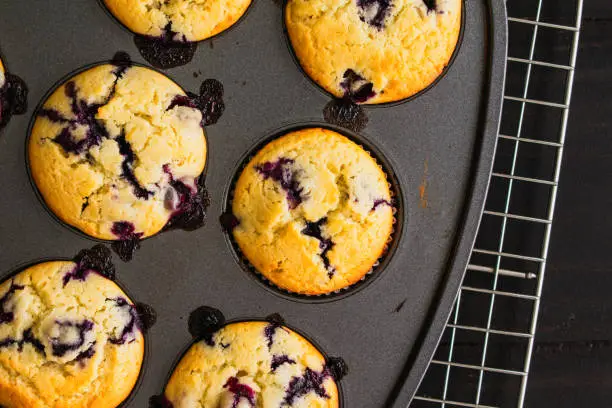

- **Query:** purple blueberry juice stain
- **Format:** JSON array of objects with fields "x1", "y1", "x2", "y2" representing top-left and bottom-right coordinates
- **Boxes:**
[
  {"x1": 271, "y1": 354, "x2": 296, "y2": 372},
  {"x1": 264, "y1": 318, "x2": 284, "y2": 350},
  {"x1": 167, "y1": 79, "x2": 225, "y2": 127},
  {"x1": 423, "y1": 0, "x2": 437, "y2": 12},
  {"x1": 340, "y1": 69, "x2": 376, "y2": 103},
  {"x1": 223, "y1": 377, "x2": 256, "y2": 407},
  {"x1": 107, "y1": 297, "x2": 143, "y2": 345},
  {"x1": 283, "y1": 367, "x2": 330, "y2": 405},
  {"x1": 111, "y1": 221, "x2": 143, "y2": 262},
  {"x1": 40, "y1": 64, "x2": 128, "y2": 155},
  {"x1": 64, "y1": 244, "x2": 116, "y2": 286},
  {"x1": 149, "y1": 395, "x2": 174, "y2": 408},
  {"x1": 372, "y1": 198, "x2": 392, "y2": 211},
  {"x1": 49, "y1": 319, "x2": 94, "y2": 357},
  {"x1": 302, "y1": 218, "x2": 336, "y2": 279},
  {"x1": 283, "y1": 357, "x2": 347, "y2": 405},
  {"x1": 323, "y1": 98, "x2": 368, "y2": 133},
  {"x1": 134, "y1": 23, "x2": 197, "y2": 69},
  {"x1": 0, "y1": 282, "x2": 24, "y2": 324},
  {"x1": 116, "y1": 131, "x2": 154, "y2": 199},
  {"x1": 326, "y1": 356, "x2": 349, "y2": 380},
  {"x1": 135, "y1": 302, "x2": 158, "y2": 331},
  {"x1": 75, "y1": 342, "x2": 96, "y2": 362},
  {"x1": 0, "y1": 329, "x2": 45, "y2": 356},
  {"x1": 162, "y1": 166, "x2": 211, "y2": 232},
  {"x1": 0, "y1": 72, "x2": 28, "y2": 129},
  {"x1": 187, "y1": 306, "x2": 226, "y2": 346},
  {"x1": 255, "y1": 158, "x2": 305, "y2": 209},
  {"x1": 110, "y1": 51, "x2": 133, "y2": 69},
  {"x1": 219, "y1": 212, "x2": 240, "y2": 232},
  {"x1": 357, "y1": 0, "x2": 393, "y2": 29}
]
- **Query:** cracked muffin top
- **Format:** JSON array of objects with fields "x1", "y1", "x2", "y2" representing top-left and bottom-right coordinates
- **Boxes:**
[
  {"x1": 104, "y1": 0, "x2": 252, "y2": 42},
  {"x1": 285, "y1": 0, "x2": 462, "y2": 104},
  {"x1": 162, "y1": 321, "x2": 340, "y2": 407},
  {"x1": 29, "y1": 63, "x2": 207, "y2": 240},
  {"x1": 0, "y1": 259, "x2": 144, "y2": 408},
  {"x1": 230, "y1": 128, "x2": 394, "y2": 295}
]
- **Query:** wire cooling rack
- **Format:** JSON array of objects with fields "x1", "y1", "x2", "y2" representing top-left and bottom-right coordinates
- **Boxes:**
[{"x1": 410, "y1": 0, "x2": 583, "y2": 407}]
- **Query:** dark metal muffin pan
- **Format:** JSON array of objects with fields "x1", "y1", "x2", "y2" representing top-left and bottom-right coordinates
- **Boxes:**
[{"x1": 0, "y1": 0, "x2": 507, "y2": 406}]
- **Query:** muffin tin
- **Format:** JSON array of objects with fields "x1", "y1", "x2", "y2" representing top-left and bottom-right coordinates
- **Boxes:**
[{"x1": 0, "y1": 0, "x2": 507, "y2": 406}]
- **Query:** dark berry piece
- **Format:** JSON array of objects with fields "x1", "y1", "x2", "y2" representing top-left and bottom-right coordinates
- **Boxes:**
[
  {"x1": 111, "y1": 51, "x2": 132, "y2": 68},
  {"x1": 224, "y1": 377, "x2": 256, "y2": 407},
  {"x1": 340, "y1": 69, "x2": 376, "y2": 103},
  {"x1": 302, "y1": 218, "x2": 336, "y2": 278},
  {"x1": 49, "y1": 319, "x2": 94, "y2": 357},
  {"x1": 265, "y1": 313, "x2": 285, "y2": 325},
  {"x1": 255, "y1": 158, "x2": 305, "y2": 209},
  {"x1": 284, "y1": 367, "x2": 330, "y2": 405},
  {"x1": 115, "y1": 131, "x2": 154, "y2": 200},
  {"x1": 3, "y1": 73, "x2": 28, "y2": 115},
  {"x1": 271, "y1": 354, "x2": 296, "y2": 372},
  {"x1": 75, "y1": 343, "x2": 96, "y2": 361},
  {"x1": 0, "y1": 282, "x2": 24, "y2": 324},
  {"x1": 134, "y1": 24, "x2": 197, "y2": 69},
  {"x1": 264, "y1": 317, "x2": 285, "y2": 350},
  {"x1": 372, "y1": 198, "x2": 392, "y2": 211},
  {"x1": 135, "y1": 302, "x2": 157, "y2": 331},
  {"x1": 198, "y1": 79, "x2": 225, "y2": 126},
  {"x1": 423, "y1": 0, "x2": 437, "y2": 12},
  {"x1": 149, "y1": 395, "x2": 174, "y2": 408},
  {"x1": 326, "y1": 356, "x2": 348, "y2": 380},
  {"x1": 357, "y1": 0, "x2": 393, "y2": 30},
  {"x1": 188, "y1": 306, "x2": 226, "y2": 345},
  {"x1": 107, "y1": 297, "x2": 141, "y2": 344},
  {"x1": 162, "y1": 168, "x2": 210, "y2": 232},
  {"x1": 111, "y1": 222, "x2": 143, "y2": 262},
  {"x1": 69, "y1": 244, "x2": 116, "y2": 284},
  {"x1": 323, "y1": 98, "x2": 368, "y2": 133},
  {"x1": 219, "y1": 212, "x2": 240, "y2": 232},
  {"x1": 167, "y1": 95, "x2": 196, "y2": 111}
]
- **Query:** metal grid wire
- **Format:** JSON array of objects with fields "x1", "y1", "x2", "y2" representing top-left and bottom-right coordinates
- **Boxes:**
[{"x1": 410, "y1": 0, "x2": 583, "y2": 407}]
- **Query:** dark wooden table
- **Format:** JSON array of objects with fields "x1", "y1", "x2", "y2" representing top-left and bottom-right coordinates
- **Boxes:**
[{"x1": 526, "y1": 1, "x2": 612, "y2": 406}]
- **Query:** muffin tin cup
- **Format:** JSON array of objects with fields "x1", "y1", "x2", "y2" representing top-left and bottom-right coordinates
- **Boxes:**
[
  {"x1": 154, "y1": 314, "x2": 346, "y2": 407},
  {"x1": 222, "y1": 122, "x2": 404, "y2": 303},
  {"x1": 24, "y1": 59, "x2": 210, "y2": 248},
  {"x1": 0, "y1": 256, "x2": 151, "y2": 408},
  {"x1": 282, "y1": 0, "x2": 467, "y2": 108}
]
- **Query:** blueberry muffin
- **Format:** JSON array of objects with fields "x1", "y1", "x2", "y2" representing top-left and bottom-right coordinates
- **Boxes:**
[
  {"x1": 230, "y1": 128, "x2": 394, "y2": 295},
  {"x1": 162, "y1": 321, "x2": 340, "y2": 407},
  {"x1": 0, "y1": 259, "x2": 144, "y2": 407},
  {"x1": 285, "y1": 0, "x2": 462, "y2": 104},
  {"x1": 29, "y1": 63, "x2": 207, "y2": 241},
  {"x1": 104, "y1": 0, "x2": 251, "y2": 42}
]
